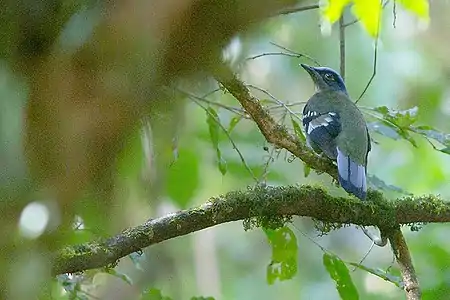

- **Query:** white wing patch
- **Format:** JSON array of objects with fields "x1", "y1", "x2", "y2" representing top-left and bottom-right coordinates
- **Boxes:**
[
  {"x1": 302, "y1": 110, "x2": 318, "y2": 122},
  {"x1": 306, "y1": 112, "x2": 337, "y2": 135}
]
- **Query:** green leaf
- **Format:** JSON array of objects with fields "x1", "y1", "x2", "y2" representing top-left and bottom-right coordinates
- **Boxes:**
[
  {"x1": 394, "y1": 107, "x2": 418, "y2": 127},
  {"x1": 368, "y1": 121, "x2": 401, "y2": 139},
  {"x1": 440, "y1": 147, "x2": 450, "y2": 155},
  {"x1": 228, "y1": 115, "x2": 242, "y2": 133},
  {"x1": 372, "y1": 106, "x2": 388, "y2": 115},
  {"x1": 141, "y1": 288, "x2": 172, "y2": 300},
  {"x1": 322, "y1": 0, "x2": 352, "y2": 23},
  {"x1": 191, "y1": 297, "x2": 215, "y2": 300},
  {"x1": 352, "y1": 0, "x2": 382, "y2": 37},
  {"x1": 304, "y1": 164, "x2": 311, "y2": 178},
  {"x1": 347, "y1": 262, "x2": 403, "y2": 288},
  {"x1": 206, "y1": 107, "x2": 227, "y2": 175},
  {"x1": 396, "y1": 0, "x2": 429, "y2": 20},
  {"x1": 166, "y1": 147, "x2": 199, "y2": 208},
  {"x1": 264, "y1": 226, "x2": 298, "y2": 284},
  {"x1": 323, "y1": 253, "x2": 359, "y2": 300},
  {"x1": 367, "y1": 106, "x2": 419, "y2": 147},
  {"x1": 291, "y1": 117, "x2": 306, "y2": 142},
  {"x1": 322, "y1": 0, "x2": 382, "y2": 37},
  {"x1": 217, "y1": 156, "x2": 227, "y2": 175},
  {"x1": 206, "y1": 107, "x2": 220, "y2": 148},
  {"x1": 413, "y1": 125, "x2": 450, "y2": 154},
  {"x1": 369, "y1": 121, "x2": 417, "y2": 147},
  {"x1": 373, "y1": 106, "x2": 418, "y2": 128},
  {"x1": 321, "y1": 0, "x2": 429, "y2": 37},
  {"x1": 103, "y1": 268, "x2": 133, "y2": 285}
]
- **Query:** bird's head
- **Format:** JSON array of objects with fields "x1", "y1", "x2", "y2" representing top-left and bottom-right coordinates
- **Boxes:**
[{"x1": 301, "y1": 64, "x2": 348, "y2": 95}]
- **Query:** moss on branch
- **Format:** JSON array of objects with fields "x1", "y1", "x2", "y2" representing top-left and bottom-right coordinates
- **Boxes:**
[{"x1": 52, "y1": 184, "x2": 450, "y2": 275}]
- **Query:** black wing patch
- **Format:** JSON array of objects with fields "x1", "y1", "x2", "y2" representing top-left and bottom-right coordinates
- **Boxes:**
[{"x1": 302, "y1": 111, "x2": 341, "y2": 159}]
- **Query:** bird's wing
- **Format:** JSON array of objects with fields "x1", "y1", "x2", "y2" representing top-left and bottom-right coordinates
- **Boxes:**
[{"x1": 302, "y1": 110, "x2": 341, "y2": 159}]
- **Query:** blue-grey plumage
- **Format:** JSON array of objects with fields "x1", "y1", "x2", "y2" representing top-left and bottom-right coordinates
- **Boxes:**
[
  {"x1": 337, "y1": 148, "x2": 367, "y2": 200},
  {"x1": 301, "y1": 64, "x2": 371, "y2": 200}
]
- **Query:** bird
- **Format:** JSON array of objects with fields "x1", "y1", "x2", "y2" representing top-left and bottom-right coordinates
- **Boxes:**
[{"x1": 300, "y1": 64, "x2": 371, "y2": 200}]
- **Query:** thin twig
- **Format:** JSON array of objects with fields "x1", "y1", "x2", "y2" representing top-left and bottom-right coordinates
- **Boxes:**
[
  {"x1": 260, "y1": 146, "x2": 277, "y2": 182},
  {"x1": 246, "y1": 52, "x2": 309, "y2": 61},
  {"x1": 352, "y1": 241, "x2": 375, "y2": 271},
  {"x1": 267, "y1": 101, "x2": 306, "y2": 110},
  {"x1": 339, "y1": 14, "x2": 346, "y2": 80},
  {"x1": 393, "y1": 0, "x2": 397, "y2": 28},
  {"x1": 175, "y1": 88, "x2": 249, "y2": 118},
  {"x1": 275, "y1": 4, "x2": 319, "y2": 16},
  {"x1": 355, "y1": 0, "x2": 383, "y2": 103},
  {"x1": 343, "y1": 19, "x2": 359, "y2": 27},
  {"x1": 360, "y1": 226, "x2": 387, "y2": 246},
  {"x1": 270, "y1": 42, "x2": 321, "y2": 66},
  {"x1": 291, "y1": 223, "x2": 329, "y2": 253},
  {"x1": 192, "y1": 98, "x2": 258, "y2": 182},
  {"x1": 246, "y1": 84, "x2": 304, "y2": 124},
  {"x1": 387, "y1": 227, "x2": 421, "y2": 300},
  {"x1": 202, "y1": 87, "x2": 222, "y2": 99},
  {"x1": 293, "y1": 223, "x2": 399, "y2": 288}
]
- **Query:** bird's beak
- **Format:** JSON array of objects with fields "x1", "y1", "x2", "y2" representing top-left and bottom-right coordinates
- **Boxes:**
[
  {"x1": 300, "y1": 63, "x2": 313, "y2": 72},
  {"x1": 300, "y1": 63, "x2": 321, "y2": 88},
  {"x1": 301, "y1": 63, "x2": 318, "y2": 78}
]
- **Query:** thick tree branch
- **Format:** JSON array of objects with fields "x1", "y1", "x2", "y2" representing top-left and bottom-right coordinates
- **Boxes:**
[
  {"x1": 387, "y1": 227, "x2": 421, "y2": 300},
  {"x1": 53, "y1": 185, "x2": 449, "y2": 275}
]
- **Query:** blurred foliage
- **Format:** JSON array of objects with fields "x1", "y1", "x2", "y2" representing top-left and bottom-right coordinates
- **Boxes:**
[
  {"x1": 206, "y1": 107, "x2": 228, "y2": 176},
  {"x1": 2, "y1": 0, "x2": 450, "y2": 299},
  {"x1": 323, "y1": 0, "x2": 429, "y2": 36},
  {"x1": 140, "y1": 288, "x2": 173, "y2": 300}
]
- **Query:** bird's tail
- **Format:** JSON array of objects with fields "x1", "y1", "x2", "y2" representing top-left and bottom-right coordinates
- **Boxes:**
[{"x1": 336, "y1": 148, "x2": 367, "y2": 200}]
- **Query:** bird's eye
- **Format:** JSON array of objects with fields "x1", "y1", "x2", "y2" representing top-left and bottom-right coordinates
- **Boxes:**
[{"x1": 324, "y1": 73, "x2": 334, "y2": 81}]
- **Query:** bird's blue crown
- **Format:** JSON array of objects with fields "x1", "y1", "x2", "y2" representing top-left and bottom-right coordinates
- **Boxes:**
[{"x1": 301, "y1": 64, "x2": 348, "y2": 95}]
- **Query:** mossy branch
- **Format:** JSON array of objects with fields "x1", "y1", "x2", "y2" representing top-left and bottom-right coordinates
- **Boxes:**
[
  {"x1": 212, "y1": 63, "x2": 430, "y2": 299},
  {"x1": 52, "y1": 185, "x2": 450, "y2": 275}
]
